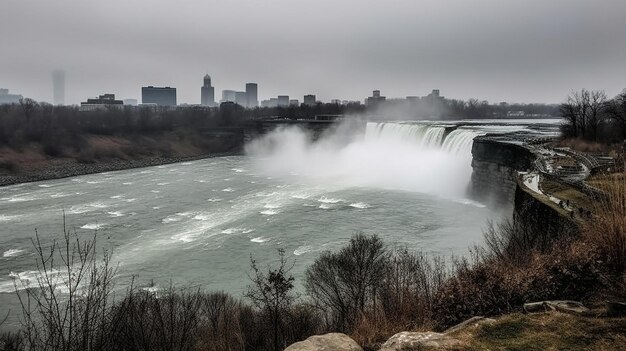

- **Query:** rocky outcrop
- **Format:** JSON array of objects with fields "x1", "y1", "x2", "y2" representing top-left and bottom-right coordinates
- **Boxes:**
[
  {"x1": 380, "y1": 331, "x2": 461, "y2": 350},
  {"x1": 469, "y1": 137, "x2": 535, "y2": 207},
  {"x1": 284, "y1": 333, "x2": 362, "y2": 351}
]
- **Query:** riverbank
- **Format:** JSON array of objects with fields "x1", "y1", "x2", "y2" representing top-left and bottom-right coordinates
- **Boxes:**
[{"x1": 0, "y1": 151, "x2": 242, "y2": 187}]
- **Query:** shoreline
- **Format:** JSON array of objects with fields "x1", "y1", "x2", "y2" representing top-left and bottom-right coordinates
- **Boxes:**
[{"x1": 0, "y1": 151, "x2": 242, "y2": 187}]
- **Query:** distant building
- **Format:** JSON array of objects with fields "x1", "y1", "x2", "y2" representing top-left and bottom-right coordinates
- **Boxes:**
[
  {"x1": 303, "y1": 94, "x2": 316, "y2": 106},
  {"x1": 142, "y1": 86, "x2": 176, "y2": 106},
  {"x1": 123, "y1": 99, "x2": 138, "y2": 106},
  {"x1": 331, "y1": 99, "x2": 341, "y2": 105},
  {"x1": 277, "y1": 95, "x2": 289, "y2": 107},
  {"x1": 245, "y1": 83, "x2": 258, "y2": 108},
  {"x1": 80, "y1": 94, "x2": 123, "y2": 111},
  {"x1": 235, "y1": 91, "x2": 247, "y2": 106},
  {"x1": 0, "y1": 88, "x2": 23, "y2": 105},
  {"x1": 289, "y1": 99, "x2": 299, "y2": 106},
  {"x1": 52, "y1": 70, "x2": 65, "y2": 105},
  {"x1": 221, "y1": 90, "x2": 236, "y2": 103},
  {"x1": 261, "y1": 98, "x2": 278, "y2": 108},
  {"x1": 201, "y1": 74, "x2": 215, "y2": 107},
  {"x1": 366, "y1": 90, "x2": 386, "y2": 106}
]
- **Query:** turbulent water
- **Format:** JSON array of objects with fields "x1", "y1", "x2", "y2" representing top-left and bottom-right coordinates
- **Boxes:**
[{"x1": 0, "y1": 119, "x2": 561, "y2": 324}]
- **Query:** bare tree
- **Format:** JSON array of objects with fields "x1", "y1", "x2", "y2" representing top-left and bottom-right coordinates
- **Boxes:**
[
  {"x1": 607, "y1": 89, "x2": 626, "y2": 140},
  {"x1": 245, "y1": 249, "x2": 296, "y2": 351},
  {"x1": 304, "y1": 233, "x2": 389, "y2": 330},
  {"x1": 560, "y1": 89, "x2": 609, "y2": 140},
  {"x1": 12, "y1": 219, "x2": 118, "y2": 351}
]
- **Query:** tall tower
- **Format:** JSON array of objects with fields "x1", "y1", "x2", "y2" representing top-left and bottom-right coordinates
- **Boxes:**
[
  {"x1": 245, "y1": 83, "x2": 258, "y2": 108},
  {"x1": 52, "y1": 70, "x2": 65, "y2": 105},
  {"x1": 201, "y1": 74, "x2": 215, "y2": 106}
]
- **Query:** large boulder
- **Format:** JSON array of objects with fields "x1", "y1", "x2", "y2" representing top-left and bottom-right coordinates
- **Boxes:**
[
  {"x1": 444, "y1": 316, "x2": 496, "y2": 334},
  {"x1": 284, "y1": 333, "x2": 363, "y2": 351},
  {"x1": 380, "y1": 331, "x2": 461, "y2": 350}
]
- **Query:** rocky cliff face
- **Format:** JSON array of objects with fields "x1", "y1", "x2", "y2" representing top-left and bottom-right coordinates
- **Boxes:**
[{"x1": 469, "y1": 137, "x2": 535, "y2": 207}]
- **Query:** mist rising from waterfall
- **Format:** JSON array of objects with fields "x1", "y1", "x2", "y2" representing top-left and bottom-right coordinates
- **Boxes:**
[{"x1": 245, "y1": 122, "x2": 485, "y2": 199}]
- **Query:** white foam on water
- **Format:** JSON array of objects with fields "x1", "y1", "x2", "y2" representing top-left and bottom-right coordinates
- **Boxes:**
[
  {"x1": 67, "y1": 202, "x2": 109, "y2": 214},
  {"x1": 50, "y1": 192, "x2": 71, "y2": 198},
  {"x1": 151, "y1": 190, "x2": 160, "y2": 193},
  {"x1": 0, "y1": 214, "x2": 21, "y2": 222},
  {"x1": 181, "y1": 162, "x2": 193, "y2": 165},
  {"x1": 242, "y1": 229, "x2": 255, "y2": 234},
  {"x1": 3, "y1": 249, "x2": 25, "y2": 258},
  {"x1": 263, "y1": 203, "x2": 281, "y2": 209},
  {"x1": 318, "y1": 204, "x2": 333, "y2": 210},
  {"x1": 318, "y1": 196, "x2": 342, "y2": 204},
  {"x1": 349, "y1": 202, "x2": 371, "y2": 209},
  {"x1": 107, "y1": 211, "x2": 125, "y2": 217},
  {"x1": 231, "y1": 168, "x2": 245, "y2": 173},
  {"x1": 207, "y1": 198, "x2": 222, "y2": 202},
  {"x1": 291, "y1": 193, "x2": 311, "y2": 199},
  {"x1": 251, "y1": 236, "x2": 269, "y2": 243},
  {"x1": 122, "y1": 182, "x2": 133, "y2": 185},
  {"x1": 86, "y1": 181, "x2": 102, "y2": 184},
  {"x1": 221, "y1": 227, "x2": 250, "y2": 235},
  {"x1": 81, "y1": 223, "x2": 106, "y2": 230},
  {"x1": 2, "y1": 194, "x2": 39, "y2": 203},
  {"x1": 260, "y1": 209, "x2": 278, "y2": 215},
  {"x1": 157, "y1": 182, "x2": 170, "y2": 186},
  {"x1": 294, "y1": 245, "x2": 313, "y2": 256},
  {"x1": 222, "y1": 188, "x2": 234, "y2": 192},
  {"x1": 38, "y1": 184, "x2": 52, "y2": 188}
]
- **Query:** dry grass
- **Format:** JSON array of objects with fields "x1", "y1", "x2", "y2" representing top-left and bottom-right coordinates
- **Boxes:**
[
  {"x1": 540, "y1": 179, "x2": 595, "y2": 210},
  {"x1": 450, "y1": 312, "x2": 626, "y2": 351},
  {"x1": 555, "y1": 138, "x2": 615, "y2": 153},
  {"x1": 584, "y1": 170, "x2": 626, "y2": 274}
]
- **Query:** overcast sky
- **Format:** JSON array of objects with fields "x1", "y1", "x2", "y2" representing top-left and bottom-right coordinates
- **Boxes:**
[{"x1": 1, "y1": 0, "x2": 625, "y2": 105}]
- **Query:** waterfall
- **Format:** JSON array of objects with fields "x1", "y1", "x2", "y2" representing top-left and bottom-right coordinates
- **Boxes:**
[
  {"x1": 441, "y1": 129, "x2": 485, "y2": 155},
  {"x1": 365, "y1": 122, "x2": 482, "y2": 156},
  {"x1": 365, "y1": 122, "x2": 445, "y2": 148}
]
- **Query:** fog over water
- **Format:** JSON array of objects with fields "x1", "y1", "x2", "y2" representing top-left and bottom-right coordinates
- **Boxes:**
[{"x1": 0, "y1": 119, "x2": 561, "y2": 326}]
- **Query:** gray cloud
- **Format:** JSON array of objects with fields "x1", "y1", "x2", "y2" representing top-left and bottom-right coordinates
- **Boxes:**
[{"x1": 1, "y1": 0, "x2": 625, "y2": 105}]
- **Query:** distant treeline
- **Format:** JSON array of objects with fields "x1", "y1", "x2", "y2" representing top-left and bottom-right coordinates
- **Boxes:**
[{"x1": 0, "y1": 96, "x2": 560, "y2": 148}]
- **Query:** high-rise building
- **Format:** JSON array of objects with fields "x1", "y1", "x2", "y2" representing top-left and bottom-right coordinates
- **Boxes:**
[
  {"x1": 303, "y1": 94, "x2": 316, "y2": 106},
  {"x1": 277, "y1": 95, "x2": 289, "y2": 107},
  {"x1": 0, "y1": 88, "x2": 23, "y2": 105},
  {"x1": 142, "y1": 86, "x2": 177, "y2": 106},
  {"x1": 235, "y1": 91, "x2": 247, "y2": 106},
  {"x1": 201, "y1": 74, "x2": 215, "y2": 106},
  {"x1": 221, "y1": 90, "x2": 237, "y2": 103},
  {"x1": 289, "y1": 99, "x2": 299, "y2": 106},
  {"x1": 123, "y1": 99, "x2": 138, "y2": 106},
  {"x1": 52, "y1": 70, "x2": 65, "y2": 105},
  {"x1": 245, "y1": 83, "x2": 258, "y2": 108}
]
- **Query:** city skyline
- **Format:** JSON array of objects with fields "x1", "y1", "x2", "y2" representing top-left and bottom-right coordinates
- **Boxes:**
[{"x1": 1, "y1": 0, "x2": 625, "y2": 105}]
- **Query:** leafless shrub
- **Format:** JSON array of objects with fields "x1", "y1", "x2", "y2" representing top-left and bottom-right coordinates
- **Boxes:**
[
  {"x1": 12, "y1": 219, "x2": 118, "y2": 351},
  {"x1": 305, "y1": 233, "x2": 389, "y2": 331}
]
